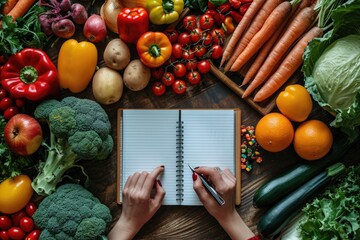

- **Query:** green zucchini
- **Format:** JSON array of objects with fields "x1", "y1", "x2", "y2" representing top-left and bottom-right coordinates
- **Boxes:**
[
  {"x1": 257, "y1": 162, "x2": 346, "y2": 239},
  {"x1": 253, "y1": 134, "x2": 355, "y2": 208}
]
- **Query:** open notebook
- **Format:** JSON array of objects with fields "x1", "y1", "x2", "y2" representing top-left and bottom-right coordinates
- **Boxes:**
[{"x1": 117, "y1": 109, "x2": 241, "y2": 205}]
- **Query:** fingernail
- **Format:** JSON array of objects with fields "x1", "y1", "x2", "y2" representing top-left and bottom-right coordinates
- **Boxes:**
[
  {"x1": 157, "y1": 179, "x2": 162, "y2": 187},
  {"x1": 192, "y1": 173, "x2": 197, "y2": 181},
  {"x1": 194, "y1": 166, "x2": 199, "y2": 169},
  {"x1": 160, "y1": 165, "x2": 165, "y2": 168}
]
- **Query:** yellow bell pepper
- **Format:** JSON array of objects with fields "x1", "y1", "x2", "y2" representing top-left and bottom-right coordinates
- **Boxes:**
[
  {"x1": 146, "y1": 0, "x2": 184, "y2": 25},
  {"x1": 57, "y1": 39, "x2": 98, "y2": 93}
]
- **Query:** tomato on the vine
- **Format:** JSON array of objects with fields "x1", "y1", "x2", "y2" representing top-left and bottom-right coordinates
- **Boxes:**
[
  {"x1": 182, "y1": 49, "x2": 195, "y2": 61},
  {"x1": 172, "y1": 43, "x2": 183, "y2": 59},
  {"x1": 199, "y1": 14, "x2": 214, "y2": 30},
  {"x1": 172, "y1": 80, "x2": 187, "y2": 94},
  {"x1": 164, "y1": 29, "x2": 178, "y2": 43},
  {"x1": 161, "y1": 72, "x2": 175, "y2": 86},
  {"x1": 173, "y1": 63, "x2": 187, "y2": 78},
  {"x1": 211, "y1": 29, "x2": 225, "y2": 45},
  {"x1": 185, "y1": 60, "x2": 197, "y2": 71},
  {"x1": 190, "y1": 28, "x2": 202, "y2": 43},
  {"x1": 151, "y1": 67, "x2": 165, "y2": 80},
  {"x1": 178, "y1": 32, "x2": 191, "y2": 46},
  {"x1": 193, "y1": 45, "x2": 206, "y2": 57},
  {"x1": 152, "y1": 82, "x2": 166, "y2": 96},
  {"x1": 187, "y1": 71, "x2": 201, "y2": 85},
  {"x1": 182, "y1": 15, "x2": 197, "y2": 32},
  {"x1": 210, "y1": 45, "x2": 223, "y2": 60},
  {"x1": 202, "y1": 32, "x2": 212, "y2": 46},
  {"x1": 197, "y1": 59, "x2": 211, "y2": 74}
]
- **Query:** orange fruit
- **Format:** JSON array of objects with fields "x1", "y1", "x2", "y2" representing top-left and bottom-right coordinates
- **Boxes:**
[
  {"x1": 255, "y1": 113, "x2": 294, "y2": 152},
  {"x1": 293, "y1": 120, "x2": 333, "y2": 161}
]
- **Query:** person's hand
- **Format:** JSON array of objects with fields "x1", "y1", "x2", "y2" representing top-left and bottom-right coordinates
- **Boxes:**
[{"x1": 108, "y1": 166, "x2": 165, "y2": 240}]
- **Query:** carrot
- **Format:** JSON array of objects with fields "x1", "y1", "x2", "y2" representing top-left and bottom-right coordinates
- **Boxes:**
[
  {"x1": 253, "y1": 27, "x2": 323, "y2": 102},
  {"x1": 220, "y1": 0, "x2": 267, "y2": 68},
  {"x1": 242, "y1": 6, "x2": 317, "y2": 98},
  {"x1": 229, "y1": 1, "x2": 292, "y2": 72},
  {"x1": 6, "y1": 0, "x2": 37, "y2": 22},
  {"x1": 224, "y1": 0, "x2": 284, "y2": 72},
  {"x1": 1, "y1": 0, "x2": 19, "y2": 14}
]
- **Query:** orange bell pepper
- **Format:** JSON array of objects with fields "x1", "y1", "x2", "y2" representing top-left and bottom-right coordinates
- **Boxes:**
[
  {"x1": 136, "y1": 32, "x2": 172, "y2": 68},
  {"x1": 57, "y1": 39, "x2": 98, "y2": 93}
]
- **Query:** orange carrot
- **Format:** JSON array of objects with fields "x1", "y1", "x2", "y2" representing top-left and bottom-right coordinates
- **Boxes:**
[
  {"x1": 224, "y1": 0, "x2": 284, "y2": 72},
  {"x1": 1, "y1": 0, "x2": 19, "y2": 14},
  {"x1": 253, "y1": 27, "x2": 323, "y2": 102},
  {"x1": 242, "y1": 6, "x2": 317, "y2": 98},
  {"x1": 6, "y1": 0, "x2": 36, "y2": 21},
  {"x1": 230, "y1": 1, "x2": 292, "y2": 72},
  {"x1": 220, "y1": 0, "x2": 267, "y2": 68}
]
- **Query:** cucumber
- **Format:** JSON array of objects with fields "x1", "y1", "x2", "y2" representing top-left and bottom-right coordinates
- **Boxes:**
[
  {"x1": 257, "y1": 162, "x2": 346, "y2": 239},
  {"x1": 253, "y1": 134, "x2": 355, "y2": 208}
]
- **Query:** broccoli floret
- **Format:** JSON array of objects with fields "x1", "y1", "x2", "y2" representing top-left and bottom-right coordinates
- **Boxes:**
[
  {"x1": 33, "y1": 184, "x2": 112, "y2": 240},
  {"x1": 32, "y1": 97, "x2": 114, "y2": 195}
]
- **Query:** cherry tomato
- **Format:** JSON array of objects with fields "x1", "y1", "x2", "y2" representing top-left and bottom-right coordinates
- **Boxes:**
[
  {"x1": 25, "y1": 202, "x2": 37, "y2": 217},
  {"x1": 187, "y1": 71, "x2": 201, "y2": 85},
  {"x1": 197, "y1": 60, "x2": 211, "y2": 74},
  {"x1": 185, "y1": 60, "x2": 197, "y2": 71},
  {"x1": 14, "y1": 98, "x2": 26, "y2": 108},
  {"x1": 182, "y1": 49, "x2": 195, "y2": 61},
  {"x1": 177, "y1": 32, "x2": 191, "y2": 46},
  {"x1": 199, "y1": 14, "x2": 214, "y2": 30},
  {"x1": 173, "y1": 63, "x2": 187, "y2": 78},
  {"x1": 202, "y1": 32, "x2": 212, "y2": 46},
  {"x1": 25, "y1": 230, "x2": 41, "y2": 240},
  {"x1": 0, "y1": 98, "x2": 13, "y2": 111},
  {"x1": 0, "y1": 89, "x2": 7, "y2": 100},
  {"x1": 205, "y1": 9, "x2": 217, "y2": 17},
  {"x1": 152, "y1": 82, "x2": 166, "y2": 96},
  {"x1": 151, "y1": 67, "x2": 165, "y2": 80},
  {"x1": 0, "y1": 230, "x2": 10, "y2": 240},
  {"x1": 161, "y1": 72, "x2": 175, "y2": 86},
  {"x1": 10, "y1": 211, "x2": 26, "y2": 227},
  {"x1": 183, "y1": 15, "x2": 197, "y2": 32},
  {"x1": 207, "y1": 1, "x2": 216, "y2": 10},
  {"x1": 193, "y1": 45, "x2": 206, "y2": 57},
  {"x1": 211, "y1": 28, "x2": 226, "y2": 45},
  {"x1": 7, "y1": 227, "x2": 24, "y2": 240},
  {"x1": 3, "y1": 106, "x2": 19, "y2": 120},
  {"x1": 172, "y1": 80, "x2": 187, "y2": 94},
  {"x1": 0, "y1": 216, "x2": 12, "y2": 230},
  {"x1": 164, "y1": 29, "x2": 178, "y2": 43},
  {"x1": 190, "y1": 28, "x2": 202, "y2": 43},
  {"x1": 172, "y1": 43, "x2": 183, "y2": 59},
  {"x1": 217, "y1": 3, "x2": 231, "y2": 14},
  {"x1": 210, "y1": 45, "x2": 223, "y2": 60},
  {"x1": 213, "y1": 13, "x2": 226, "y2": 25},
  {"x1": 19, "y1": 217, "x2": 34, "y2": 233}
]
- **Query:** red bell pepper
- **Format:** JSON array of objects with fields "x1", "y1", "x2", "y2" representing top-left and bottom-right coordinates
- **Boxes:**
[
  {"x1": 0, "y1": 48, "x2": 59, "y2": 102},
  {"x1": 117, "y1": 7, "x2": 149, "y2": 44}
]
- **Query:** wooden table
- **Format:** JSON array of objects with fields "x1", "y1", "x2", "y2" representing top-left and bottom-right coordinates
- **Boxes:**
[{"x1": 42, "y1": 2, "x2": 360, "y2": 239}]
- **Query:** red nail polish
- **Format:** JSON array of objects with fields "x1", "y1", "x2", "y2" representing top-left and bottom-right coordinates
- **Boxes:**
[
  {"x1": 192, "y1": 173, "x2": 197, "y2": 181},
  {"x1": 157, "y1": 179, "x2": 162, "y2": 187},
  {"x1": 160, "y1": 165, "x2": 165, "y2": 168}
]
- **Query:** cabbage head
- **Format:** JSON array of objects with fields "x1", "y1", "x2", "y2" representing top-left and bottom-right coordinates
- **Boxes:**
[{"x1": 302, "y1": 0, "x2": 360, "y2": 138}]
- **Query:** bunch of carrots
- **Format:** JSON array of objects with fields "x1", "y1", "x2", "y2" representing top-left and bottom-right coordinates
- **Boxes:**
[
  {"x1": 220, "y1": 0, "x2": 322, "y2": 102},
  {"x1": 1, "y1": 0, "x2": 37, "y2": 21}
]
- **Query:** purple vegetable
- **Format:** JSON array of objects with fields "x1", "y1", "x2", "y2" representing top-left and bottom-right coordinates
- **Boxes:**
[
  {"x1": 51, "y1": 19, "x2": 75, "y2": 39},
  {"x1": 60, "y1": 0, "x2": 72, "y2": 13},
  {"x1": 38, "y1": 14, "x2": 53, "y2": 36},
  {"x1": 71, "y1": 3, "x2": 88, "y2": 25}
]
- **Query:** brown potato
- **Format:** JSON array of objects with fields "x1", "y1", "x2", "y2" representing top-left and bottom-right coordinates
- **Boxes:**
[
  {"x1": 92, "y1": 67, "x2": 123, "y2": 105},
  {"x1": 123, "y1": 59, "x2": 151, "y2": 91},
  {"x1": 103, "y1": 38, "x2": 130, "y2": 70}
]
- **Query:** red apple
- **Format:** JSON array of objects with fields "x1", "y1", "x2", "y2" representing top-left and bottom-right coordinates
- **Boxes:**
[
  {"x1": 4, "y1": 114, "x2": 43, "y2": 156},
  {"x1": 83, "y1": 14, "x2": 107, "y2": 43}
]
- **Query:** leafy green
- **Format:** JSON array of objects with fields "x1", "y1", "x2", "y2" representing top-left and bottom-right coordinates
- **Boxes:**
[
  {"x1": 298, "y1": 165, "x2": 360, "y2": 239},
  {"x1": 184, "y1": 0, "x2": 208, "y2": 12},
  {"x1": 302, "y1": 0, "x2": 360, "y2": 139}
]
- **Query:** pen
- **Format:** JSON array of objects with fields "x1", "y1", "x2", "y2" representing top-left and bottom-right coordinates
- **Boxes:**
[{"x1": 188, "y1": 164, "x2": 225, "y2": 206}]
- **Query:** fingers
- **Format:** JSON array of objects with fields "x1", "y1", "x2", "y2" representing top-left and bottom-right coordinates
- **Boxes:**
[
  {"x1": 152, "y1": 180, "x2": 166, "y2": 208},
  {"x1": 192, "y1": 172, "x2": 212, "y2": 204},
  {"x1": 142, "y1": 165, "x2": 165, "y2": 192}
]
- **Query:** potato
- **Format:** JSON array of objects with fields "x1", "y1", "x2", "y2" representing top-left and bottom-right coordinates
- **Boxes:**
[
  {"x1": 123, "y1": 59, "x2": 151, "y2": 91},
  {"x1": 92, "y1": 67, "x2": 123, "y2": 105},
  {"x1": 103, "y1": 38, "x2": 130, "y2": 70}
]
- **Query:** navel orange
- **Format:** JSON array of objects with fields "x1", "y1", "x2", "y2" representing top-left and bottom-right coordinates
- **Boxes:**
[
  {"x1": 255, "y1": 113, "x2": 294, "y2": 152},
  {"x1": 293, "y1": 120, "x2": 333, "y2": 160}
]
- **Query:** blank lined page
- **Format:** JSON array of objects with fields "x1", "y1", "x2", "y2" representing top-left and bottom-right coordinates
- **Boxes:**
[
  {"x1": 121, "y1": 110, "x2": 180, "y2": 205},
  {"x1": 181, "y1": 110, "x2": 235, "y2": 205}
]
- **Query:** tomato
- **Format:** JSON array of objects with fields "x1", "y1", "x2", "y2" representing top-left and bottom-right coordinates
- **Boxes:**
[
  {"x1": 199, "y1": 14, "x2": 214, "y2": 30},
  {"x1": 187, "y1": 71, "x2": 201, "y2": 85},
  {"x1": 202, "y1": 32, "x2": 212, "y2": 46},
  {"x1": 213, "y1": 13, "x2": 225, "y2": 25},
  {"x1": 25, "y1": 230, "x2": 41, "y2": 240},
  {"x1": 207, "y1": 1, "x2": 216, "y2": 10},
  {"x1": 190, "y1": 28, "x2": 202, "y2": 43},
  {"x1": 211, "y1": 29, "x2": 226, "y2": 45},
  {"x1": 210, "y1": 45, "x2": 223, "y2": 59},
  {"x1": 3, "y1": 106, "x2": 19, "y2": 120},
  {"x1": 7, "y1": 227, "x2": 24, "y2": 240},
  {"x1": 0, "y1": 89, "x2": 7, "y2": 100},
  {"x1": 0, "y1": 230, "x2": 10, "y2": 240},
  {"x1": 152, "y1": 82, "x2": 166, "y2": 96},
  {"x1": 172, "y1": 43, "x2": 183, "y2": 59},
  {"x1": 10, "y1": 211, "x2": 26, "y2": 227},
  {"x1": 177, "y1": 32, "x2": 191, "y2": 46},
  {"x1": 197, "y1": 60, "x2": 211, "y2": 74},
  {"x1": 164, "y1": 29, "x2": 178, "y2": 43},
  {"x1": 185, "y1": 60, "x2": 197, "y2": 71},
  {"x1": 183, "y1": 15, "x2": 197, "y2": 32},
  {"x1": 15, "y1": 98, "x2": 25, "y2": 108},
  {"x1": 151, "y1": 67, "x2": 165, "y2": 80},
  {"x1": 0, "y1": 175, "x2": 33, "y2": 214},
  {"x1": 182, "y1": 49, "x2": 195, "y2": 61},
  {"x1": 25, "y1": 203, "x2": 37, "y2": 218},
  {"x1": 161, "y1": 72, "x2": 175, "y2": 86},
  {"x1": 193, "y1": 45, "x2": 206, "y2": 57},
  {"x1": 205, "y1": 9, "x2": 217, "y2": 17},
  {"x1": 0, "y1": 98, "x2": 13, "y2": 111},
  {"x1": 172, "y1": 80, "x2": 187, "y2": 94},
  {"x1": 0, "y1": 216, "x2": 12, "y2": 230},
  {"x1": 173, "y1": 63, "x2": 187, "y2": 78},
  {"x1": 19, "y1": 217, "x2": 34, "y2": 233}
]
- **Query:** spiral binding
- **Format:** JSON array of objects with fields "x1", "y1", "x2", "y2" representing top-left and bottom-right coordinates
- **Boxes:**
[{"x1": 176, "y1": 121, "x2": 184, "y2": 203}]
